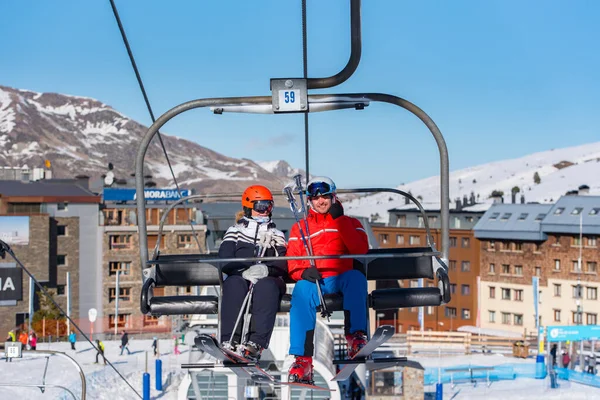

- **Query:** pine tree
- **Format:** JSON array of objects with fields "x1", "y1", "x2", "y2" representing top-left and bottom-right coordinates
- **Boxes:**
[{"x1": 534, "y1": 172, "x2": 541, "y2": 184}]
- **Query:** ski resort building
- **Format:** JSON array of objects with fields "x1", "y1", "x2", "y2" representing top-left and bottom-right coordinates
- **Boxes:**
[
  {"x1": 370, "y1": 203, "x2": 485, "y2": 332},
  {"x1": 474, "y1": 195, "x2": 600, "y2": 334},
  {"x1": 0, "y1": 178, "x2": 101, "y2": 338}
]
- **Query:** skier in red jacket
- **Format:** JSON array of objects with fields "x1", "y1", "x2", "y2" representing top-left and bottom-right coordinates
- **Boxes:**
[{"x1": 287, "y1": 176, "x2": 369, "y2": 384}]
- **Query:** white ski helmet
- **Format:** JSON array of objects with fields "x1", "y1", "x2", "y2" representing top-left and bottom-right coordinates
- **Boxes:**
[{"x1": 306, "y1": 176, "x2": 336, "y2": 197}]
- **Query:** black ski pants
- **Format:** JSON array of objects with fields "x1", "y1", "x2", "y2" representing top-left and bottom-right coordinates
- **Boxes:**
[{"x1": 220, "y1": 275, "x2": 285, "y2": 349}]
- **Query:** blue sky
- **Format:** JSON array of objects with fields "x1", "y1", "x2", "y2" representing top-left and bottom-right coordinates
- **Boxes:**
[{"x1": 2, "y1": 1, "x2": 599, "y2": 188}]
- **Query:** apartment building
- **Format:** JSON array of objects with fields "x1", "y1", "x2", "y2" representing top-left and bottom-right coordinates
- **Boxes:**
[
  {"x1": 474, "y1": 196, "x2": 600, "y2": 335},
  {"x1": 0, "y1": 178, "x2": 101, "y2": 337},
  {"x1": 371, "y1": 201, "x2": 484, "y2": 332}
]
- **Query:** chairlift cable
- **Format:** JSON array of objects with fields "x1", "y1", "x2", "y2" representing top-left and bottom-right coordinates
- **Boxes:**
[
  {"x1": 108, "y1": 0, "x2": 203, "y2": 252},
  {"x1": 0, "y1": 241, "x2": 143, "y2": 400}
]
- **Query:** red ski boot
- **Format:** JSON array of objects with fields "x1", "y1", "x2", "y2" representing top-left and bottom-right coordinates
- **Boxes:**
[
  {"x1": 288, "y1": 356, "x2": 314, "y2": 384},
  {"x1": 346, "y1": 331, "x2": 368, "y2": 358}
]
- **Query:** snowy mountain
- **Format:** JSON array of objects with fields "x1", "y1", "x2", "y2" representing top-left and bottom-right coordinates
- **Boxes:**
[
  {"x1": 345, "y1": 142, "x2": 600, "y2": 223},
  {"x1": 257, "y1": 160, "x2": 308, "y2": 182},
  {"x1": 0, "y1": 85, "x2": 295, "y2": 194}
]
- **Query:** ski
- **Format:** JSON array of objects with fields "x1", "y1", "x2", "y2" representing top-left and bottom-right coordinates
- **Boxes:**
[
  {"x1": 194, "y1": 334, "x2": 272, "y2": 380},
  {"x1": 331, "y1": 325, "x2": 395, "y2": 381},
  {"x1": 194, "y1": 334, "x2": 253, "y2": 379},
  {"x1": 254, "y1": 377, "x2": 335, "y2": 392}
]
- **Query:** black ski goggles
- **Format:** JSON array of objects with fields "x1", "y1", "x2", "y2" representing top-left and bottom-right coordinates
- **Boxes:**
[
  {"x1": 306, "y1": 182, "x2": 334, "y2": 198},
  {"x1": 252, "y1": 200, "x2": 274, "y2": 214}
]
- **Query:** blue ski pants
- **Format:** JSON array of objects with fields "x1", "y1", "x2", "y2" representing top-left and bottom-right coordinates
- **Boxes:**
[{"x1": 289, "y1": 269, "x2": 367, "y2": 357}]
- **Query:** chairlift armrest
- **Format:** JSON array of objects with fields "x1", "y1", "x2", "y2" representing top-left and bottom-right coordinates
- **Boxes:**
[
  {"x1": 436, "y1": 267, "x2": 451, "y2": 304},
  {"x1": 140, "y1": 276, "x2": 155, "y2": 315}
]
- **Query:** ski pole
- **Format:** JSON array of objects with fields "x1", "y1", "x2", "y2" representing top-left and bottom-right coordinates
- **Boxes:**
[{"x1": 283, "y1": 185, "x2": 331, "y2": 320}]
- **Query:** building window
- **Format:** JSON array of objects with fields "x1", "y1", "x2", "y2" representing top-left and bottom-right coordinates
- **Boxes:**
[
  {"x1": 461, "y1": 237, "x2": 470, "y2": 248},
  {"x1": 449, "y1": 260, "x2": 457, "y2": 271},
  {"x1": 409, "y1": 235, "x2": 420, "y2": 245},
  {"x1": 502, "y1": 288, "x2": 511, "y2": 300},
  {"x1": 109, "y1": 235, "x2": 132, "y2": 250},
  {"x1": 587, "y1": 313, "x2": 598, "y2": 325},
  {"x1": 573, "y1": 312, "x2": 583, "y2": 325},
  {"x1": 57, "y1": 225, "x2": 67, "y2": 236},
  {"x1": 502, "y1": 264, "x2": 510, "y2": 274},
  {"x1": 554, "y1": 259, "x2": 561, "y2": 271},
  {"x1": 535, "y1": 266, "x2": 541, "y2": 276},
  {"x1": 553, "y1": 284, "x2": 561, "y2": 297},
  {"x1": 57, "y1": 255, "x2": 67, "y2": 266},
  {"x1": 462, "y1": 309, "x2": 471, "y2": 320},
  {"x1": 108, "y1": 287, "x2": 132, "y2": 302},
  {"x1": 109, "y1": 261, "x2": 131, "y2": 276},
  {"x1": 572, "y1": 237, "x2": 582, "y2": 246},
  {"x1": 489, "y1": 263, "x2": 496, "y2": 274},
  {"x1": 535, "y1": 213, "x2": 546, "y2": 221},
  {"x1": 553, "y1": 235, "x2": 561, "y2": 246},
  {"x1": 461, "y1": 284, "x2": 471, "y2": 295},
  {"x1": 587, "y1": 236, "x2": 597, "y2": 247},
  {"x1": 489, "y1": 311, "x2": 496, "y2": 323},
  {"x1": 571, "y1": 207, "x2": 583, "y2": 215},
  {"x1": 489, "y1": 212, "x2": 500, "y2": 220},
  {"x1": 454, "y1": 217, "x2": 461, "y2": 229},
  {"x1": 514, "y1": 265, "x2": 523, "y2": 276},
  {"x1": 445, "y1": 307, "x2": 457, "y2": 318},
  {"x1": 591, "y1": 208, "x2": 600, "y2": 216},
  {"x1": 518, "y1": 213, "x2": 528, "y2": 220},
  {"x1": 587, "y1": 262, "x2": 597, "y2": 274},
  {"x1": 572, "y1": 260, "x2": 581, "y2": 272},
  {"x1": 143, "y1": 315, "x2": 160, "y2": 326},
  {"x1": 109, "y1": 314, "x2": 129, "y2": 329},
  {"x1": 502, "y1": 312, "x2": 511, "y2": 324},
  {"x1": 501, "y1": 213, "x2": 512, "y2": 221},
  {"x1": 179, "y1": 286, "x2": 194, "y2": 295},
  {"x1": 428, "y1": 216, "x2": 438, "y2": 226},
  {"x1": 396, "y1": 215, "x2": 407, "y2": 227},
  {"x1": 450, "y1": 284, "x2": 457, "y2": 294},
  {"x1": 534, "y1": 243, "x2": 542, "y2": 252},
  {"x1": 488, "y1": 240, "x2": 495, "y2": 250},
  {"x1": 57, "y1": 202, "x2": 68, "y2": 211},
  {"x1": 379, "y1": 234, "x2": 389, "y2": 244},
  {"x1": 449, "y1": 237, "x2": 457, "y2": 247},
  {"x1": 514, "y1": 290, "x2": 523, "y2": 301},
  {"x1": 178, "y1": 234, "x2": 199, "y2": 249},
  {"x1": 489, "y1": 287, "x2": 496, "y2": 298},
  {"x1": 465, "y1": 216, "x2": 474, "y2": 223},
  {"x1": 396, "y1": 234, "x2": 404, "y2": 245},
  {"x1": 553, "y1": 309, "x2": 561, "y2": 322},
  {"x1": 410, "y1": 280, "x2": 419, "y2": 288},
  {"x1": 57, "y1": 285, "x2": 65, "y2": 295},
  {"x1": 587, "y1": 287, "x2": 598, "y2": 300},
  {"x1": 426, "y1": 306, "x2": 434, "y2": 315},
  {"x1": 513, "y1": 314, "x2": 523, "y2": 326},
  {"x1": 461, "y1": 261, "x2": 471, "y2": 272},
  {"x1": 573, "y1": 285, "x2": 582, "y2": 299},
  {"x1": 514, "y1": 242, "x2": 523, "y2": 251},
  {"x1": 417, "y1": 216, "x2": 424, "y2": 228},
  {"x1": 554, "y1": 207, "x2": 565, "y2": 215}
]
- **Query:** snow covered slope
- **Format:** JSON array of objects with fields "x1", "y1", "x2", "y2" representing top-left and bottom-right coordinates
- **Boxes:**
[{"x1": 345, "y1": 142, "x2": 600, "y2": 223}]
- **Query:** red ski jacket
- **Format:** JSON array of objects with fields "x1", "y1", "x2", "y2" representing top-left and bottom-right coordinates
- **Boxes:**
[{"x1": 287, "y1": 205, "x2": 369, "y2": 281}]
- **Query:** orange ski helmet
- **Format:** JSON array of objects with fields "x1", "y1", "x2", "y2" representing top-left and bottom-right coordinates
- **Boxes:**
[{"x1": 241, "y1": 185, "x2": 273, "y2": 209}]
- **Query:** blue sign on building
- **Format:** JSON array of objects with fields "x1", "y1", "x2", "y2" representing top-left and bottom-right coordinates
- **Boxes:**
[
  {"x1": 104, "y1": 188, "x2": 190, "y2": 202},
  {"x1": 547, "y1": 325, "x2": 600, "y2": 342}
]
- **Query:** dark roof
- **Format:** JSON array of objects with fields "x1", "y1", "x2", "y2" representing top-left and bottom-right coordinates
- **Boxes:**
[
  {"x1": 473, "y1": 203, "x2": 552, "y2": 241},
  {"x1": 541, "y1": 196, "x2": 600, "y2": 235},
  {"x1": 0, "y1": 179, "x2": 98, "y2": 198}
]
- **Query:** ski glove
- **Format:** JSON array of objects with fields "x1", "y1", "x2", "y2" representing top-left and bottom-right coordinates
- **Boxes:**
[
  {"x1": 301, "y1": 267, "x2": 322, "y2": 283},
  {"x1": 329, "y1": 201, "x2": 344, "y2": 220},
  {"x1": 242, "y1": 264, "x2": 269, "y2": 284}
]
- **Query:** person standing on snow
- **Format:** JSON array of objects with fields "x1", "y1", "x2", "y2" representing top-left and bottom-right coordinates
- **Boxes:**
[
  {"x1": 219, "y1": 185, "x2": 288, "y2": 363},
  {"x1": 120, "y1": 331, "x2": 131, "y2": 355},
  {"x1": 95, "y1": 339, "x2": 107, "y2": 365},
  {"x1": 286, "y1": 176, "x2": 369, "y2": 384},
  {"x1": 68, "y1": 331, "x2": 76, "y2": 350}
]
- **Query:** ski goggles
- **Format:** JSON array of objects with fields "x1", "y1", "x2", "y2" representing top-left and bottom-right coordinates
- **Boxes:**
[
  {"x1": 252, "y1": 200, "x2": 274, "y2": 214},
  {"x1": 306, "y1": 182, "x2": 334, "y2": 198}
]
